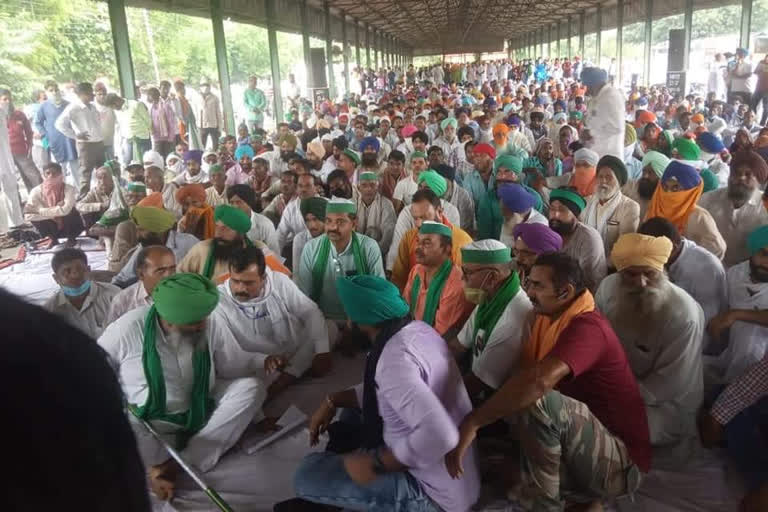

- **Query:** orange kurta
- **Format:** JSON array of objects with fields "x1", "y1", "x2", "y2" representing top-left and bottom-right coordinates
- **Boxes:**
[
  {"x1": 391, "y1": 225, "x2": 473, "y2": 290},
  {"x1": 402, "y1": 263, "x2": 473, "y2": 335}
]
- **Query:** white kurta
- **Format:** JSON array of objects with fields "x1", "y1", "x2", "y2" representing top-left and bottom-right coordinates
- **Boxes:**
[
  {"x1": 356, "y1": 193, "x2": 397, "y2": 256},
  {"x1": 596, "y1": 274, "x2": 704, "y2": 465},
  {"x1": 44, "y1": 281, "x2": 121, "y2": 340},
  {"x1": 0, "y1": 105, "x2": 23, "y2": 228},
  {"x1": 386, "y1": 200, "x2": 462, "y2": 271},
  {"x1": 276, "y1": 196, "x2": 304, "y2": 250},
  {"x1": 98, "y1": 306, "x2": 267, "y2": 472},
  {"x1": 458, "y1": 289, "x2": 533, "y2": 389},
  {"x1": 249, "y1": 211, "x2": 280, "y2": 254},
  {"x1": 585, "y1": 85, "x2": 625, "y2": 159},
  {"x1": 717, "y1": 261, "x2": 768, "y2": 382}
]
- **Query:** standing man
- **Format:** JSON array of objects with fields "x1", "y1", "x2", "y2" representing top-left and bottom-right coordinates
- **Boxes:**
[
  {"x1": 1, "y1": 89, "x2": 42, "y2": 193},
  {"x1": 35, "y1": 81, "x2": 79, "y2": 193},
  {"x1": 104, "y1": 92, "x2": 151, "y2": 165},
  {"x1": 54, "y1": 82, "x2": 104, "y2": 197},
  {"x1": 244, "y1": 76, "x2": 267, "y2": 133},
  {"x1": 581, "y1": 67, "x2": 625, "y2": 160},
  {"x1": 93, "y1": 82, "x2": 117, "y2": 161},
  {"x1": 199, "y1": 80, "x2": 224, "y2": 150},
  {"x1": 147, "y1": 87, "x2": 176, "y2": 159}
]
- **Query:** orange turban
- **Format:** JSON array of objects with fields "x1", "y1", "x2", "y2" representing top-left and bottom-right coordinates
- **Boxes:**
[
  {"x1": 138, "y1": 192, "x2": 164, "y2": 209},
  {"x1": 176, "y1": 184, "x2": 206, "y2": 204},
  {"x1": 611, "y1": 233, "x2": 673, "y2": 272}
]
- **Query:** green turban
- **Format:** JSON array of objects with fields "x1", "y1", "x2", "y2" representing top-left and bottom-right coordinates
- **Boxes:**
[
  {"x1": 417, "y1": 169, "x2": 448, "y2": 197},
  {"x1": 131, "y1": 206, "x2": 176, "y2": 234},
  {"x1": 550, "y1": 188, "x2": 587, "y2": 216},
  {"x1": 300, "y1": 197, "x2": 328, "y2": 220},
  {"x1": 335, "y1": 275, "x2": 409, "y2": 325},
  {"x1": 748, "y1": 225, "x2": 768, "y2": 256},
  {"x1": 641, "y1": 151, "x2": 670, "y2": 178},
  {"x1": 278, "y1": 133, "x2": 298, "y2": 149},
  {"x1": 410, "y1": 150, "x2": 428, "y2": 161},
  {"x1": 214, "y1": 204, "x2": 251, "y2": 234},
  {"x1": 673, "y1": 138, "x2": 701, "y2": 161},
  {"x1": 208, "y1": 164, "x2": 224, "y2": 175},
  {"x1": 441, "y1": 117, "x2": 458, "y2": 130},
  {"x1": 597, "y1": 155, "x2": 628, "y2": 187},
  {"x1": 152, "y1": 273, "x2": 219, "y2": 325},
  {"x1": 569, "y1": 111, "x2": 583, "y2": 121},
  {"x1": 343, "y1": 148, "x2": 361, "y2": 166},
  {"x1": 701, "y1": 168, "x2": 719, "y2": 193},
  {"x1": 126, "y1": 182, "x2": 146, "y2": 193},
  {"x1": 494, "y1": 154, "x2": 524, "y2": 175}
]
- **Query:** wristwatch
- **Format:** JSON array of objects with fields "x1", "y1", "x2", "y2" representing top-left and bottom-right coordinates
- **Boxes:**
[{"x1": 372, "y1": 447, "x2": 387, "y2": 474}]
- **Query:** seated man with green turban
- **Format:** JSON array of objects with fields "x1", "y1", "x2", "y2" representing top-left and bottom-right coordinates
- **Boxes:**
[
  {"x1": 277, "y1": 275, "x2": 480, "y2": 512},
  {"x1": 98, "y1": 273, "x2": 267, "y2": 501},
  {"x1": 179, "y1": 204, "x2": 289, "y2": 284},
  {"x1": 295, "y1": 197, "x2": 385, "y2": 346}
]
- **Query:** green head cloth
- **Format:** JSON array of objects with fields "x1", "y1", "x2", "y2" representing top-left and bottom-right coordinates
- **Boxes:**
[
  {"x1": 701, "y1": 168, "x2": 719, "y2": 193},
  {"x1": 410, "y1": 150, "x2": 428, "y2": 161},
  {"x1": 494, "y1": 154, "x2": 524, "y2": 175},
  {"x1": 152, "y1": 273, "x2": 219, "y2": 325},
  {"x1": 359, "y1": 171, "x2": 379, "y2": 182},
  {"x1": 417, "y1": 169, "x2": 448, "y2": 197},
  {"x1": 419, "y1": 220, "x2": 452, "y2": 238},
  {"x1": 550, "y1": 187, "x2": 587, "y2": 216},
  {"x1": 342, "y1": 148, "x2": 361, "y2": 166},
  {"x1": 748, "y1": 225, "x2": 768, "y2": 256},
  {"x1": 441, "y1": 117, "x2": 458, "y2": 130},
  {"x1": 673, "y1": 137, "x2": 701, "y2": 161},
  {"x1": 335, "y1": 275, "x2": 410, "y2": 325},
  {"x1": 208, "y1": 164, "x2": 224, "y2": 175},
  {"x1": 126, "y1": 182, "x2": 146, "y2": 193},
  {"x1": 300, "y1": 197, "x2": 328, "y2": 220},
  {"x1": 461, "y1": 239, "x2": 512, "y2": 264},
  {"x1": 214, "y1": 204, "x2": 251, "y2": 234},
  {"x1": 569, "y1": 111, "x2": 583, "y2": 121},
  {"x1": 642, "y1": 151, "x2": 671, "y2": 178},
  {"x1": 131, "y1": 206, "x2": 176, "y2": 234},
  {"x1": 326, "y1": 197, "x2": 357, "y2": 215}
]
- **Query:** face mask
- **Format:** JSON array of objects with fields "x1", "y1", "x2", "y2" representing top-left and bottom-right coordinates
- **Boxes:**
[
  {"x1": 0, "y1": 103, "x2": 7, "y2": 115},
  {"x1": 463, "y1": 271, "x2": 493, "y2": 305},
  {"x1": 61, "y1": 280, "x2": 91, "y2": 297}
]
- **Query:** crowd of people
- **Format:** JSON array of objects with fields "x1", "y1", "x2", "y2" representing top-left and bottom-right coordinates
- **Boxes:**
[{"x1": 4, "y1": 47, "x2": 768, "y2": 512}]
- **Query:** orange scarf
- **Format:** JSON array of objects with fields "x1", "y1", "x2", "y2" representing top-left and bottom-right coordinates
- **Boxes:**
[
  {"x1": 644, "y1": 181, "x2": 703, "y2": 232},
  {"x1": 409, "y1": 214, "x2": 452, "y2": 268},
  {"x1": 569, "y1": 166, "x2": 597, "y2": 197},
  {"x1": 183, "y1": 205, "x2": 216, "y2": 240},
  {"x1": 520, "y1": 290, "x2": 595, "y2": 367}
]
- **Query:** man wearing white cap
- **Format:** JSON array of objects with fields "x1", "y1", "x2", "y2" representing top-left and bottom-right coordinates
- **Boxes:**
[
  {"x1": 143, "y1": 150, "x2": 182, "y2": 217},
  {"x1": 446, "y1": 240, "x2": 533, "y2": 400}
]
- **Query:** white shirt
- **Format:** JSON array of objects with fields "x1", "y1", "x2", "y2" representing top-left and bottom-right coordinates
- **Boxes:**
[
  {"x1": 112, "y1": 230, "x2": 199, "y2": 285},
  {"x1": 54, "y1": 99, "x2": 104, "y2": 142},
  {"x1": 276, "y1": 196, "x2": 304, "y2": 250},
  {"x1": 44, "y1": 281, "x2": 121, "y2": 339},
  {"x1": 24, "y1": 183, "x2": 78, "y2": 222},
  {"x1": 94, "y1": 101, "x2": 117, "y2": 146},
  {"x1": 215, "y1": 270, "x2": 328, "y2": 377},
  {"x1": 585, "y1": 85, "x2": 625, "y2": 160},
  {"x1": 106, "y1": 280, "x2": 152, "y2": 325},
  {"x1": 458, "y1": 289, "x2": 533, "y2": 389},
  {"x1": 392, "y1": 175, "x2": 419, "y2": 206},
  {"x1": 249, "y1": 211, "x2": 280, "y2": 254},
  {"x1": 205, "y1": 186, "x2": 228, "y2": 207}
]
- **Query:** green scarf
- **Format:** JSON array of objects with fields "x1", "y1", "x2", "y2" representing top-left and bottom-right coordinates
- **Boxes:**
[
  {"x1": 409, "y1": 259, "x2": 453, "y2": 326},
  {"x1": 472, "y1": 272, "x2": 521, "y2": 356},
  {"x1": 202, "y1": 238, "x2": 253, "y2": 280},
  {"x1": 311, "y1": 233, "x2": 369, "y2": 303},
  {"x1": 132, "y1": 305, "x2": 214, "y2": 449}
]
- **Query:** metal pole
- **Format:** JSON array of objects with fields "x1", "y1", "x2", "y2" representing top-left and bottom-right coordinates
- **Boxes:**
[
  {"x1": 617, "y1": 0, "x2": 624, "y2": 84},
  {"x1": 266, "y1": 0, "x2": 283, "y2": 126},
  {"x1": 324, "y1": 2, "x2": 336, "y2": 100},
  {"x1": 107, "y1": 0, "x2": 136, "y2": 99},
  {"x1": 301, "y1": 0, "x2": 311, "y2": 92},
  {"x1": 579, "y1": 11, "x2": 585, "y2": 57},
  {"x1": 556, "y1": 22, "x2": 561, "y2": 57},
  {"x1": 741, "y1": 0, "x2": 753, "y2": 50},
  {"x1": 540, "y1": 27, "x2": 545, "y2": 57},
  {"x1": 210, "y1": 0, "x2": 234, "y2": 135},
  {"x1": 567, "y1": 15, "x2": 572, "y2": 57},
  {"x1": 365, "y1": 24, "x2": 371, "y2": 69},
  {"x1": 354, "y1": 20, "x2": 362, "y2": 74},
  {"x1": 341, "y1": 13, "x2": 350, "y2": 96},
  {"x1": 683, "y1": 0, "x2": 693, "y2": 72},
  {"x1": 596, "y1": 4, "x2": 602, "y2": 66},
  {"x1": 644, "y1": 0, "x2": 653, "y2": 85},
  {"x1": 374, "y1": 31, "x2": 379, "y2": 70}
]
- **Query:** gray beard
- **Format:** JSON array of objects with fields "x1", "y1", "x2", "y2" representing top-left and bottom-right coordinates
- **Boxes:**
[
  {"x1": 596, "y1": 184, "x2": 619, "y2": 202},
  {"x1": 613, "y1": 275, "x2": 672, "y2": 332},
  {"x1": 167, "y1": 328, "x2": 208, "y2": 351}
]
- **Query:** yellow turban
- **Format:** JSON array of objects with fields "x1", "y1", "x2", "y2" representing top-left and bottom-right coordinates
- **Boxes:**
[{"x1": 611, "y1": 233, "x2": 673, "y2": 272}]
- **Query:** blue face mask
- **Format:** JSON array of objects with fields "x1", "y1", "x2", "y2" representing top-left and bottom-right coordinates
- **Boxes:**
[{"x1": 61, "y1": 280, "x2": 92, "y2": 297}]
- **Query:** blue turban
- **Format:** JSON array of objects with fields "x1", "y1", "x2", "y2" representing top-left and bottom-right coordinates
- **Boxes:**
[
  {"x1": 697, "y1": 132, "x2": 725, "y2": 154},
  {"x1": 507, "y1": 116, "x2": 521, "y2": 127},
  {"x1": 554, "y1": 100, "x2": 567, "y2": 111},
  {"x1": 581, "y1": 67, "x2": 608, "y2": 88},
  {"x1": 497, "y1": 183, "x2": 535, "y2": 213},
  {"x1": 483, "y1": 97, "x2": 497, "y2": 108},
  {"x1": 183, "y1": 150, "x2": 203, "y2": 164},
  {"x1": 662, "y1": 161, "x2": 701, "y2": 190},
  {"x1": 360, "y1": 136, "x2": 380, "y2": 153},
  {"x1": 335, "y1": 275, "x2": 409, "y2": 325},
  {"x1": 635, "y1": 97, "x2": 649, "y2": 107},
  {"x1": 234, "y1": 144, "x2": 255, "y2": 160}
]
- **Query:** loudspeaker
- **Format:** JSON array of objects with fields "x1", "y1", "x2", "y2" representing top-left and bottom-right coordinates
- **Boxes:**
[
  {"x1": 668, "y1": 29, "x2": 685, "y2": 72},
  {"x1": 309, "y1": 48, "x2": 328, "y2": 88}
]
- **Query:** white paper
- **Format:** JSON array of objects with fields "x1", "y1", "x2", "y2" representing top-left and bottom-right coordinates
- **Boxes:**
[{"x1": 245, "y1": 405, "x2": 308, "y2": 454}]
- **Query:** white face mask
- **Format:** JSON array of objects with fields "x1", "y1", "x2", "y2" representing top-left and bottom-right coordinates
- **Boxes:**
[{"x1": 0, "y1": 103, "x2": 8, "y2": 115}]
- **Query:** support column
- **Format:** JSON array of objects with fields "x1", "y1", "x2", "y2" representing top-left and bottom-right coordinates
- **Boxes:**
[
  {"x1": 341, "y1": 13, "x2": 350, "y2": 95},
  {"x1": 365, "y1": 24, "x2": 371, "y2": 69},
  {"x1": 579, "y1": 11, "x2": 585, "y2": 57},
  {"x1": 107, "y1": 0, "x2": 136, "y2": 99},
  {"x1": 741, "y1": 0, "x2": 753, "y2": 50},
  {"x1": 548, "y1": 24, "x2": 552, "y2": 57},
  {"x1": 324, "y1": 2, "x2": 336, "y2": 100},
  {"x1": 617, "y1": 0, "x2": 624, "y2": 84},
  {"x1": 644, "y1": 0, "x2": 653, "y2": 85},
  {"x1": 301, "y1": 0, "x2": 311, "y2": 93},
  {"x1": 596, "y1": 4, "x2": 602, "y2": 65},
  {"x1": 567, "y1": 15, "x2": 572, "y2": 57},
  {"x1": 556, "y1": 22, "x2": 561, "y2": 57},
  {"x1": 374, "y1": 30, "x2": 379, "y2": 70},
  {"x1": 354, "y1": 20, "x2": 362, "y2": 73},
  {"x1": 683, "y1": 0, "x2": 693, "y2": 72},
  {"x1": 540, "y1": 26, "x2": 545, "y2": 57},
  {"x1": 211, "y1": 0, "x2": 234, "y2": 134}
]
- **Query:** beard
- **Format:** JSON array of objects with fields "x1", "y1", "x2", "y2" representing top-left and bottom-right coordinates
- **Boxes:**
[
  {"x1": 637, "y1": 178, "x2": 657, "y2": 199},
  {"x1": 750, "y1": 259, "x2": 768, "y2": 283},
  {"x1": 728, "y1": 183, "x2": 753, "y2": 203},
  {"x1": 167, "y1": 327, "x2": 207, "y2": 351},
  {"x1": 280, "y1": 150, "x2": 292, "y2": 162},
  {"x1": 614, "y1": 274, "x2": 672, "y2": 332},
  {"x1": 596, "y1": 183, "x2": 618, "y2": 202},
  {"x1": 138, "y1": 233, "x2": 163, "y2": 246},
  {"x1": 549, "y1": 219, "x2": 576, "y2": 236},
  {"x1": 213, "y1": 237, "x2": 242, "y2": 261},
  {"x1": 329, "y1": 186, "x2": 352, "y2": 199},
  {"x1": 362, "y1": 153, "x2": 378, "y2": 166}
]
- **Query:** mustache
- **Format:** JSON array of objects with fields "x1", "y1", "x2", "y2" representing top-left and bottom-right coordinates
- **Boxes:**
[
  {"x1": 327, "y1": 230, "x2": 340, "y2": 236},
  {"x1": 415, "y1": 248, "x2": 425, "y2": 258}
]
